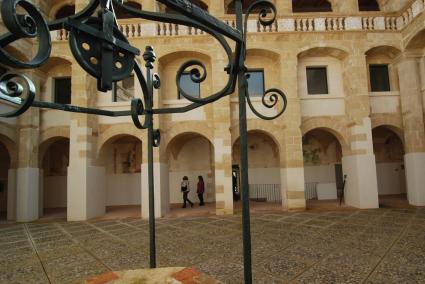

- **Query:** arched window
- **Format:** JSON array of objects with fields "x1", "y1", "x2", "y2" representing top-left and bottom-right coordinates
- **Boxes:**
[
  {"x1": 358, "y1": 0, "x2": 380, "y2": 11},
  {"x1": 159, "y1": 0, "x2": 208, "y2": 14},
  {"x1": 225, "y1": 0, "x2": 263, "y2": 14},
  {"x1": 292, "y1": 0, "x2": 332, "y2": 13},
  {"x1": 55, "y1": 4, "x2": 75, "y2": 19},
  {"x1": 114, "y1": 1, "x2": 142, "y2": 19}
]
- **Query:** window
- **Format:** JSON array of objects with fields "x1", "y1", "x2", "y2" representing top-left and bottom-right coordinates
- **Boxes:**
[
  {"x1": 54, "y1": 77, "x2": 71, "y2": 104},
  {"x1": 306, "y1": 67, "x2": 328, "y2": 95},
  {"x1": 369, "y1": 65, "x2": 390, "y2": 92},
  {"x1": 246, "y1": 70, "x2": 264, "y2": 97},
  {"x1": 292, "y1": 0, "x2": 332, "y2": 13},
  {"x1": 178, "y1": 73, "x2": 200, "y2": 99},
  {"x1": 358, "y1": 0, "x2": 380, "y2": 11},
  {"x1": 113, "y1": 75, "x2": 134, "y2": 102}
]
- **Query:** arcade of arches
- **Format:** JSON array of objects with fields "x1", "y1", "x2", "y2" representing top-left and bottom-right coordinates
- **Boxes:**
[{"x1": 1, "y1": 0, "x2": 425, "y2": 223}]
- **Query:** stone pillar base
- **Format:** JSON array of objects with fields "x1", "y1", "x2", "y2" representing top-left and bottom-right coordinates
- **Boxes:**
[
  {"x1": 281, "y1": 167, "x2": 306, "y2": 211},
  {"x1": 342, "y1": 154, "x2": 379, "y2": 209},
  {"x1": 16, "y1": 168, "x2": 40, "y2": 222},
  {"x1": 67, "y1": 166, "x2": 106, "y2": 221},
  {"x1": 141, "y1": 163, "x2": 169, "y2": 219},
  {"x1": 404, "y1": 153, "x2": 425, "y2": 206}
]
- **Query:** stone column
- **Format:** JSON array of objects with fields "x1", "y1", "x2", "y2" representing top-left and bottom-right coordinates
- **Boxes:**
[
  {"x1": 397, "y1": 56, "x2": 425, "y2": 206},
  {"x1": 67, "y1": 62, "x2": 106, "y2": 221},
  {"x1": 141, "y1": 137, "x2": 169, "y2": 219},
  {"x1": 342, "y1": 118, "x2": 379, "y2": 208},
  {"x1": 278, "y1": 53, "x2": 306, "y2": 210},
  {"x1": 213, "y1": 104, "x2": 233, "y2": 215},
  {"x1": 16, "y1": 71, "x2": 41, "y2": 222},
  {"x1": 210, "y1": 52, "x2": 233, "y2": 215},
  {"x1": 342, "y1": 54, "x2": 379, "y2": 209}
]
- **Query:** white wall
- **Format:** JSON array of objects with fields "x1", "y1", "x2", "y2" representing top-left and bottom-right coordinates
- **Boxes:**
[
  {"x1": 44, "y1": 176, "x2": 67, "y2": 208},
  {"x1": 106, "y1": 173, "x2": 141, "y2": 206},
  {"x1": 369, "y1": 92, "x2": 401, "y2": 114},
  {"x1": 298, "y1": 56, "x2": 346, "y2": 117},
  {"x1": 304, "y1": 165, "x2": 336, "y2": 183},
  {"x1": 376, "y1": 162, "x2": 406, "y2": 195},
  {"x1": 248, "y1": 168, "x2": 280, "y2": 184}
]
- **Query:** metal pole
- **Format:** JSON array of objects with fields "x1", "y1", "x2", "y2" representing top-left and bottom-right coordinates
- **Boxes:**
[
  {"x1": 146, "y1": 60, "x2": 156, "y2": 269},
  {"x1": 236, "y1": 1, "x2": 252, "y2": 283}
]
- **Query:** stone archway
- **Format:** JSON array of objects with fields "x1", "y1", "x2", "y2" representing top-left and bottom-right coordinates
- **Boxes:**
[
  {"x1": 302, "y1": 129, "x2": 343, "y2": 205},
  {"x1": 232, "y1": 130, "x2": 281, "y2": 205},
  {"x1": 166, "y1": 132, "x2": 215, "y2": 213},
  {"x1": 40, "y1": 137, "x2": 70, "y2": 218},
  {"x1": 98, "y1": 135, "x2": 143, "y2": 214},
  {"x1": 372, "y1": 126, "x2": 408, "y2": 207}
]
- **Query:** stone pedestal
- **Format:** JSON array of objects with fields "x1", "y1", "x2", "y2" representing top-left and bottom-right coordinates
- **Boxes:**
[
  {"x1": 342, "y1": 154, "x2": 379, "y2": 209},
  {"x1": 281, "y1": 167, "x2": 306, "y2": 210},
  {"x1": 67, "y1": 165, "x2": 106, "y2": 221},
  {"x1": 404, "y1": 153, "x2": 425, "y2": 206},
  {"x1": 16, "y1": 168, "x2": 40, "y2": 222}
]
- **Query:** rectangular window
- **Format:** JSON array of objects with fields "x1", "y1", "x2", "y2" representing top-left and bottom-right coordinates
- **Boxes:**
[
  {"x1": 247, "y1": 70, "x2": 265, "y2": 97},
  {"x1": 178, "y1": 72, "x2": 200, "y2": 99},
  {"x1": 369, "y1": 64, "x2": 390, "y2": 92},
  {"x1": 54, "y1": 77, "x2": 71, "y2": 104},
  {"x1": 113, "y1": 75, "x2": 134, "y2": 102},
  {"x1": 306, "y1": 67, "x2": 328, "y2": 95}
]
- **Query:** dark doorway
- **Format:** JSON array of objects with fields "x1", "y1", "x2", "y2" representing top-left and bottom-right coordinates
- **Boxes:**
[
  {"x1": 0, "y1": 141, "x2": 10, "y2": 220},
  {"x1": 232, "y1": 165, "x2": 240, "y2": 201}
]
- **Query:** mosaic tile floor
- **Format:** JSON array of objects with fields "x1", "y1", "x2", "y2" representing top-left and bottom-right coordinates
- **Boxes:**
[{"x1": 0, "y1": 208, "x2": 424, "y2": 283}]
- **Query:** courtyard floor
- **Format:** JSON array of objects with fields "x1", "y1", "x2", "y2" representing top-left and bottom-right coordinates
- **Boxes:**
[{"x1": 0, "y1": 207, "x2": 424, "y2": 283}]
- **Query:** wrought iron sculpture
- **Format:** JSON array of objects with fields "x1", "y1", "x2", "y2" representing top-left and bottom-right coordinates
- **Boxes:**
[{"x1": 0, "y1": 0, "x2": 288, "y2": 282}]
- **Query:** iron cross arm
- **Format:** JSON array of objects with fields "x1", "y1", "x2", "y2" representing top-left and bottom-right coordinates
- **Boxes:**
[{"x1": 156, "y1": 0, "x2": 243, "y2": 42}]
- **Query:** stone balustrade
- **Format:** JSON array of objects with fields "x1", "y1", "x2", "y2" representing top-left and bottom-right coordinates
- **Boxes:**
[{"x1": 50, "y1": 0, "x2": 424, "y2": 41}]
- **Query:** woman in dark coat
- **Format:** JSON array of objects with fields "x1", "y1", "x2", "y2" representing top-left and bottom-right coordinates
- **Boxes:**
[
  {"x1": 197, "y1": 176, "x2": 205, "y2": 206},
  {"x1": 181, "y1": 176, "x2": 193, "y2": 208}
]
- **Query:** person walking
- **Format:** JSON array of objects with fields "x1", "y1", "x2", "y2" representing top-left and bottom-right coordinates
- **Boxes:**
[
  {"x1": 197, "y1": 176, "x2": 205, "y2": 206},
  {"x1": 181, "y1": 176, "x2": 194, "y2": 208}
]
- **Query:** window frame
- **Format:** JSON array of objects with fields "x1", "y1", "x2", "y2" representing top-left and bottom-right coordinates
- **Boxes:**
[
  {"x1": 306, "y1": 66, "x2": 329, "y2": 95},
  {"x1": 369, "y1": 64, "x2": 391, "y2": 92},
  {"x1": 53, "y1": 77, "x2": 71, "y2": 104},
  {"x1": 177, "y1": 72, "x2": 201, "y2": 100},
  {"x1": 246, "y1": 68, "x2": 265, "y2": 97}
]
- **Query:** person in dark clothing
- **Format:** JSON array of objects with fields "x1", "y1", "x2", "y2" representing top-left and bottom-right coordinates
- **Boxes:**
[
  {"x1": 197, "y1": 175, "x2": 205, "y2": 206},
  {"x1": 181, "y1": 176, "x2": 193, "y2": 208}
]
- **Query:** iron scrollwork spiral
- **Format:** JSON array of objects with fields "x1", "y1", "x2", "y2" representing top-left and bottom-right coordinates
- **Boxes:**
[
  {"x1": 0, "y1": 0, "x2": 287, "y2": 123},
  {"x1": 0, "y1": 0, "x2": 51, "y2": 68},
  {"x1": 242, "y1": 0, "x2": 287, "y2": 120},
  {"x1": 0, "y1": 72, "x2": 36, "y2": 117}
]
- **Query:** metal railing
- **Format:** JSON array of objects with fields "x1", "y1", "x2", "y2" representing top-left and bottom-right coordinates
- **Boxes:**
[
  {"x1": 305, "y1": 182, "x2": 318, "y2": 200},
  {"x1": 249, "y1": 184, "x2": 281, "y2": 203}
]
